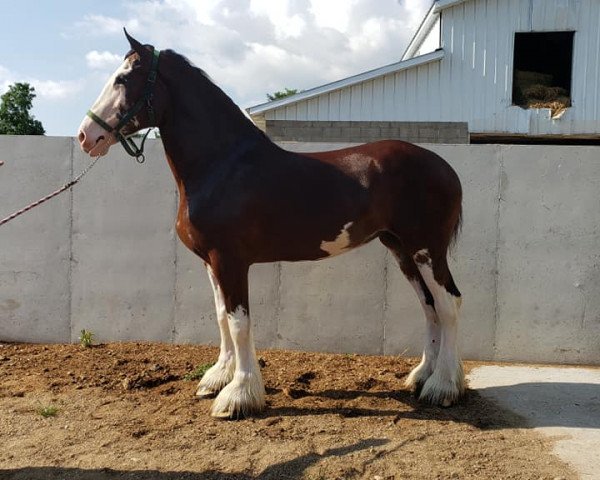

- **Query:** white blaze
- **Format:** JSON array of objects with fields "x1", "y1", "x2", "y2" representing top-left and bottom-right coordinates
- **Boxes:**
[{"x1": 88, "y1": 57, "x2": 133, "y2": 129}]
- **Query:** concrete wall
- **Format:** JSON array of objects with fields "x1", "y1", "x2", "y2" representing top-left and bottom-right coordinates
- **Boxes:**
[
  {"x1": 1, "y1": 136, "x2": 599, "y2": 365},
  {"x1": 265, "y1": 120, "x2": 469, "y2": 144}
]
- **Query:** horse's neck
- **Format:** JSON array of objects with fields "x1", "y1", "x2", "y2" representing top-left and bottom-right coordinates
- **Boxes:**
[{"x1": 159, "y1": 87, "x2": 266, "y2": 181}]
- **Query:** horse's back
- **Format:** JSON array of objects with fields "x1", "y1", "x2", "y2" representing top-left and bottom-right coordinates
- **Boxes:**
[{"x1": 295, "y1": 139, "x2": 461, "y2": 206}]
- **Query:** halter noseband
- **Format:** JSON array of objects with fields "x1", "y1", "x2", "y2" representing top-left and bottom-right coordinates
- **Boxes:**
[{"x1": 87, "y1": 48, "x2": 160, "y2": 163}]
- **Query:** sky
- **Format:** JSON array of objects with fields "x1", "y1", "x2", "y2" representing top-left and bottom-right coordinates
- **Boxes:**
[{"x1": 0, "y1": 0, "x2": 431, "y2": 136}]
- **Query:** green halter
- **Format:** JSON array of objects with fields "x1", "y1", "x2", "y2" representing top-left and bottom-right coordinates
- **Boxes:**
[{"x1": 87, "y1": 48, "x2": 160, "y2": 163}]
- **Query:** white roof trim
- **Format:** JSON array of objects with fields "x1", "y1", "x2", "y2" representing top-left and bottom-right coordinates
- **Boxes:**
[
  {"x1": 402, "y1": 0, "x2": 470, "y2": 61},
  {"x1": 402, "y1": 3, "x2": 439, "y2": 61},
  {"x1": 247, "y1": 49, "x2": 445, "y2": 115},
  {"x1": 434, "y1": 0, "x2": 470, "y2": 12}
]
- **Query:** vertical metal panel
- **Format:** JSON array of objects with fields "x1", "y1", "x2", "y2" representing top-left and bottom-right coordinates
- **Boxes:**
[
  {"x1": 307, "y1": 97, "x2": 319, "y2": 118},
  {"x1": 427, "y1": 60, "x2": 441, "y2": 120},
  {"x1": 285, "y1": 104, "x2": 297, "y2": 120},
  {"x1": 339, "y1": 88, "x2": 351, "y2": 118},
  {"x1": 405, "y1": 66, "x2": 418, "y2": 120},
  {"x1": 393, "y1": 70, "x2": 406, "y2": 117},
  {"x1": 318, "y1": 95, "x2": 329, "y2": 120},
  {"x1": 296, "y1": 100, "x2": 308, "y2": 121},
  {"x1": 372, "y1": 77, "x2": 385, "y2": 119},
  {"x1": 593, "y1": 1, "x2": 600, "y2": 120},
  {"x1": 329, "y1": 91, "x2": 341, "y2": 120},
  {"x1": 383, "y1": 74, "x2": 396, "y2": 120},
  {"x1": 275, "y1": 108, "x2": 285, "y2": 121},
  {"x1": 360, "y1": 81, "x2": 373, "y2": 120},
  {"x1": 349, "y1": 84, "x2": 362, "y2": 120}
]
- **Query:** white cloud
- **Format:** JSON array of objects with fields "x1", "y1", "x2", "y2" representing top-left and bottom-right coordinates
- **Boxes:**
[
  {"x1": 0, "y1": 64, "x2": 83, "y2": 101},
  {"x1": 70, "y1": 0, "x2": 432, "y2": 108},
  {"x1": 86, "y1": 50, "x2": 123, "y2": 70},
  {"x1": 0, "y1": 65, "x2": 14, "y2": 95},
  {"x1": 34, "y1": 79, "x2": 84, "y2": 100},
  {"x1": 74, "y1": 14, "x2": 139, "y2": 36}
]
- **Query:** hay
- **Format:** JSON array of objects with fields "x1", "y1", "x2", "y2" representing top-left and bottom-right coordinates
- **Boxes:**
[{"x1": 513, "y1": 70, "x2": 571, "y2": 118}]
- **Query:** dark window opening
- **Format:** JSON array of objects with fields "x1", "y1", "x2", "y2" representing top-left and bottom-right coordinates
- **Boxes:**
[{"x1": 512, "y1": 31, "x2": 574, "y2": 116}]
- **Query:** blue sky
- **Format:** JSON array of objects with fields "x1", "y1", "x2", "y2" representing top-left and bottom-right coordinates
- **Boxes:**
[{"x1": 0, "y1": 0, "x2": 430, "y2": 136}]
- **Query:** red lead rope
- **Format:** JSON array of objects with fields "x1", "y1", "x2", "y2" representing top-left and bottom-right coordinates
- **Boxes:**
[{"x1": 0, "y1": 155, "x2": 101, "y2": 227}]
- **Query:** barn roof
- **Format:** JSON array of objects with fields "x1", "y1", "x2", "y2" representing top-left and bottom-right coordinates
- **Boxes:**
[
  {"x1": 247, "y1": 0, "x2": 468, "y2": 116},
  {"x1": 247, "y1": 49, "x2": 445, "y2": 115}
]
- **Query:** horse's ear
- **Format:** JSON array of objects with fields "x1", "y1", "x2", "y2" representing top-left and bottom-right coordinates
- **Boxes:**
[{"x1": 124, "y1": 28, "x2": 144, "y2": 54}]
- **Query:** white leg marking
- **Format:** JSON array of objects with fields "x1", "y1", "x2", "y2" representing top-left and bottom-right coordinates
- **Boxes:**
[
  {"x1": 211, "y1": 305, "x2": 265, "y2": 418},
  {"x1": 413, "y1": 249, "x2": 464, "y2": 406},
  {"x1": 405, "y1": 279, "x2": 441, "y2": 391},
  {"x1": 320, "y1": 222, "x2": 354, "y2": 256},
  {"x1": 196, "y1": 267, "x2": 235, "y2": 398}
]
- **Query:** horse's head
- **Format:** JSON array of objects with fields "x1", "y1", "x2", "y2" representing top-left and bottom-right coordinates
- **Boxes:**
[{"x1": 78, "y1": 30, "x2": 166, "y2": 158}]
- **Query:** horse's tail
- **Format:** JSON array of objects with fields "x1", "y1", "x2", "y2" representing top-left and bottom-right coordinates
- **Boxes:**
[{"x1": 449, "y1": 203, "x2": 462, "y2": 252}]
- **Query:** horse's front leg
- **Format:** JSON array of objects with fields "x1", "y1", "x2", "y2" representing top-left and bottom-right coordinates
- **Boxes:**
[
  {"x1": 208, "y1": 256, "x2": 265, "y2": 419},
  {"x1": 196, "y1": 265, "x2": 235, "y2": 398}
]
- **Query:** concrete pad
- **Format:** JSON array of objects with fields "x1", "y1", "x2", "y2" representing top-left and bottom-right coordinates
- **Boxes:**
[{"x1": 468, "y1": 365, "x2": 600, "y2": 479}]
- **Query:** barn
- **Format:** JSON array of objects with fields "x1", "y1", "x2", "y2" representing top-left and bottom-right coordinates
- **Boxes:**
[{"x1": 248, "y1": 0, "x2": 600, "y2": 144}]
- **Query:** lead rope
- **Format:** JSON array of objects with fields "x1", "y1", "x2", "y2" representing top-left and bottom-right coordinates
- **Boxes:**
[{"x1": 0, "y1": 155, "x2": 101, "y2": 227}]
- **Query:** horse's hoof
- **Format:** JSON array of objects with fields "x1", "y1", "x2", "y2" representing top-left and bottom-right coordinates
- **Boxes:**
[
  {"x1": 195, "y1": 387, "x2": 217, "y2": 399},
  {"x1": 410, "y1": 380, "x2": 425, "y2": 397},
  {"x1": 210, "y1": 408, "x2": 247, "y2": 420},
  {"x1": 418, "y1": 374, "x2": 464, "y2": 407}
]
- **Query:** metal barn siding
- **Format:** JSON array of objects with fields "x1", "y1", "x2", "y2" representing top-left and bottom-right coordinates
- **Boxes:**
[{"x1": 263, "y1": 0, "x2": 600, "y2": 136}]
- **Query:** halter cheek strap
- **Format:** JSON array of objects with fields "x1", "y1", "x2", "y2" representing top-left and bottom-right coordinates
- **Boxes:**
[{"x1": 87, "y1": 48, "x2": 160, "y2": 163}]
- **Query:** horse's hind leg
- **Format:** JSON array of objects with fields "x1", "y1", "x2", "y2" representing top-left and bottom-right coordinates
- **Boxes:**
[
  {"x1": 196, "y1": 265, "x2": 235, "y2": 398},
  {"x1": 412, "y1": 248, "x2": 464, "y2": 407},
  {"x1": 207, "y1": 255, "x2": 265, "y2": 419},
  {"x1": 379, "y1": 233, "x2": 440, "y2": 394}
]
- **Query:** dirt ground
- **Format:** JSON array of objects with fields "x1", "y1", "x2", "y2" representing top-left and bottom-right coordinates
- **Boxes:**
[{"x1": 0, "y1": 342, "x2": 575, "y2": 480}]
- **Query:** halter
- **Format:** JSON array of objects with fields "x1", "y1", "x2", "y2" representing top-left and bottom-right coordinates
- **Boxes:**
[{"x1": 87, "y1": 48, "x2": 160, "y2": 163}]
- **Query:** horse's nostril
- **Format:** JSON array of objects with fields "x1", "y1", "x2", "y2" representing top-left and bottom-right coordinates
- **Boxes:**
[{"x1": 78, "y1": 131, "x2": 85, "y2": 143}]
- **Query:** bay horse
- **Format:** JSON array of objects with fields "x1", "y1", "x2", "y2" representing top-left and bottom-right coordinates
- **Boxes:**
[{"x1": 78, "y1": 31, "x2": 464, "y2": 419}]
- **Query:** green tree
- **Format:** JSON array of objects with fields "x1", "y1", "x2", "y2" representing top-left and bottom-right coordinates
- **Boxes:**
[
  {"x1": 267, "y1": 88, "x2": 298, "y2": 101},
  {"x1": 0, "y1": 82, "x2": 45, "y2": 135}
]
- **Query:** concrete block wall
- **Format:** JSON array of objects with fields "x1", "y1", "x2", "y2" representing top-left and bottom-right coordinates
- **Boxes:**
[
  {"x1": 1, "y1": 136, "x2": 599, "y2": 365},
  {"x1": 265, "y1": 120, "x2": 469, "y2": 144}
]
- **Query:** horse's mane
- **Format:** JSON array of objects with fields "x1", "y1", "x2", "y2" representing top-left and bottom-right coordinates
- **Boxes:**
[
  {"x1": 126, "y1": 46, "x2": 215, "y2": 85},
  {"x1": 160, "y1": 48, "x2": 266, "y2": 136},
  {"x1": 162, "y1": 49, "x2": 216, "y2": 85}
]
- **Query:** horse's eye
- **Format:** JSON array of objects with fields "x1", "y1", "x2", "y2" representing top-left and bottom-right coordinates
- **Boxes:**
[{"x1": 115, "y1": 75, "x2": 128, "y2": 85}]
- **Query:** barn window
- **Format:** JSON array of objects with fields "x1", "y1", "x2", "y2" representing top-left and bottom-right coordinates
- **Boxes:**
[{"x1": 512, "y1": 32, "x2": 574, "y2": 116}]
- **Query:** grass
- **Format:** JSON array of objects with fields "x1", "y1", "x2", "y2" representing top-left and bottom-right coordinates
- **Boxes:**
[
  {"x1": 37, "y1": 405, "x2": 59, "y2": 418},
  {"x1": 183, "y1": 363, "x2": 214, "y2": 381},
  {"x1": 79, "y1": 329, "x2": 94, "y2": 348}
]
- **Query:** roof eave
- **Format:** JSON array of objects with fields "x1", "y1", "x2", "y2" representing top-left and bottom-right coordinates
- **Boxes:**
[
  {"x1": 402, "y1": 0, "x2": 469, "y2": 61},
  {"x1": 434, "y1": 0, "x2": 470, "y2": 12},
  {"x1": 247, "y1": 49, "x2": 445, "y2": 115},
  {"x1": 401, "y1": 3, "x2": 439, "y2": 61}
]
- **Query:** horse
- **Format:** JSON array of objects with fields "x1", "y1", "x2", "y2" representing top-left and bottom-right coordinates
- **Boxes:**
[{"x1": 78, "y1": 30, "x2": 465, "y2": 419}]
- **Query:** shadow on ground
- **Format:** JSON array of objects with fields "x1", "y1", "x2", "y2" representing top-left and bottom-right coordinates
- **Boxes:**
[
  {"x1": 262, "y1": 386, "x2": 528, "y2": 431},
  {"x1": 0, "y1": 438, "x2": 388, "y2": 480},
  {"x1": 475, "y1": 381, "x2": 600, "y2": 429}
]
